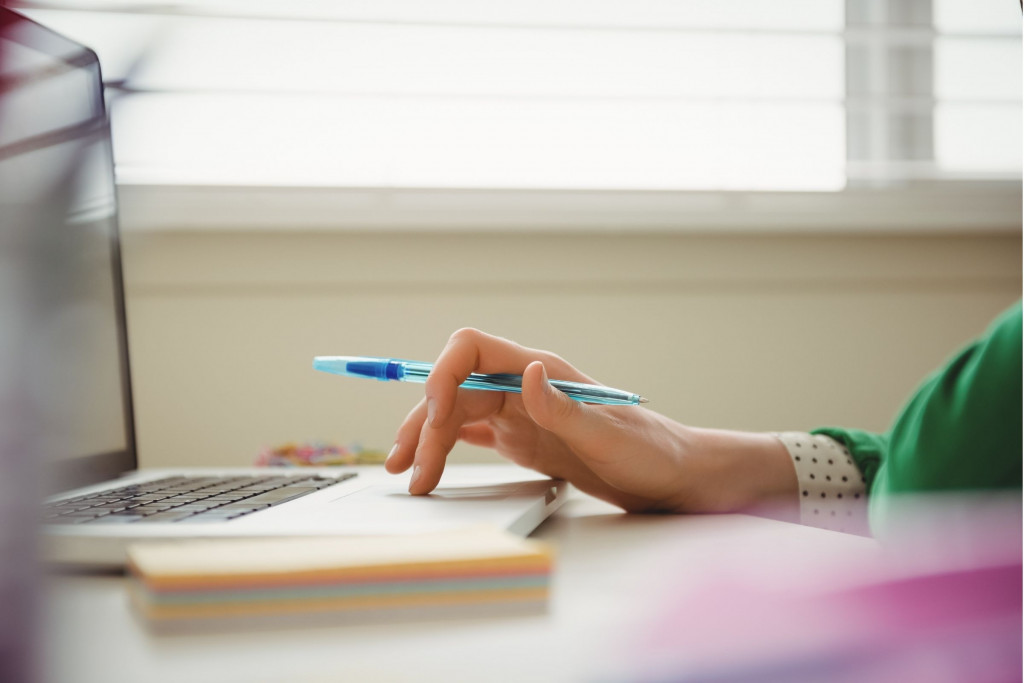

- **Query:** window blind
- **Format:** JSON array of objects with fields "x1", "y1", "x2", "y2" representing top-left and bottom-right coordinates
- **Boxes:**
[{"x1": 13, "y1": 0, "x2": 1021, "y2": 193}]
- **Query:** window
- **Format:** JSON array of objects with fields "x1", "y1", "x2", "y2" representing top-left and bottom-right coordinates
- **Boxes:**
[
  {"x1": 12, "y1": 0, "x2": 1022, "y2": 227},
  {"x1": 934, "y1": 0, "x2": 1021, "y2": 175},
  {"x1": 847, "y1": 0, "x2": 1022, "y2": 183}
]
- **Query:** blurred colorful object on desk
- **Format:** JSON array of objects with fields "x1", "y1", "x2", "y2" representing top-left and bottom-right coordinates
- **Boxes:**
[
  {"x1": 127, "y1": 528, "x2": 553, "y2": 627},
  {"x1": 255, "y1": 441, "x2": 387, "y2": 467},
  {"x1": 622, "y1": 493, "x2": 1022, "y2": 683}
]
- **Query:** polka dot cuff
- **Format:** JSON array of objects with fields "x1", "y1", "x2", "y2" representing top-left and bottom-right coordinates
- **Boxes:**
[{"x1": 774, "y1": 432, "x2": 869, "y2": 536}]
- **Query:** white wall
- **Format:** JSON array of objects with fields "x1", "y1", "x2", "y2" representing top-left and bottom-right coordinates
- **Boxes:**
[{"x1": 121, "y1": 229, "x2": 1021, "y2": 469}]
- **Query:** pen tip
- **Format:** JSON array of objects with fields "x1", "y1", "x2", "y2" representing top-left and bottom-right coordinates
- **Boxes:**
[{"x1": 638, "y1": 396, "x2": 650, "y2": 404}]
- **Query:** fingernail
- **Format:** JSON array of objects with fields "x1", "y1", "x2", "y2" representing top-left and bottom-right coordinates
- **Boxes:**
[
  {"x1": 409, "y1": 465, "x2": 422, "y2": 490},
  {"x1": 385, "y1": 443, "x2": 398, "y2": 465},
  {"x1": 538, "y1": 363, "x2": 552, "y2": 394},
  {"x1": 426, "y1": 398, "x2": 437, "y2": 426}
]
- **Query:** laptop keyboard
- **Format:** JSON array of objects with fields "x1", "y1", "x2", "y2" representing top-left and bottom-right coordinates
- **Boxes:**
[{"x1": 44, "y1": 473, "x2": 356, "y2": 525}]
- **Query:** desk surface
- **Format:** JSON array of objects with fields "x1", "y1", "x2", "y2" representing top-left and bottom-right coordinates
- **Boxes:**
[{"x1": 44, "y1": 488, "x2": 879, "y2": 683}]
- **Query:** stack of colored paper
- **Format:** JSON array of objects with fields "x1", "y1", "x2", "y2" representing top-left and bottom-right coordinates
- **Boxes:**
[{"x1": 127, "y1": 528, "x2": 553, "y2": 623}]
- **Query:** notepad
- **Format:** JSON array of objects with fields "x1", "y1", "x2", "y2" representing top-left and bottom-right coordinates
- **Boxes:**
[{"x1": 127, "y1": 527, "x2": 553, "y2": 623}]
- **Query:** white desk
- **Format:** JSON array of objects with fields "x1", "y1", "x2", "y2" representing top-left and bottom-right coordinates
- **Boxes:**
[{"x1": 43, "y1": 489, "x2": 879, "y2": 683}]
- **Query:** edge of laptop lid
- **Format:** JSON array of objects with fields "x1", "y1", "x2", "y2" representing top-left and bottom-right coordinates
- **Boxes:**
[{"x1": 1, "y1": 8, "x2": 139, "y2": 493}]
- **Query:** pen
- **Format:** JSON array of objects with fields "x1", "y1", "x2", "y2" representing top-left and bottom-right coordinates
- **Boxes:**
[{"x1": 313, "y1": 356, "x2": 649, "y2": 406}]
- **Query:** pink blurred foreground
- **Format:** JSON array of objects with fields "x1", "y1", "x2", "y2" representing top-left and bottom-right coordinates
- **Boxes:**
[{"x1": 629, "y1": 493, "x2": 1022, "y2": 683}]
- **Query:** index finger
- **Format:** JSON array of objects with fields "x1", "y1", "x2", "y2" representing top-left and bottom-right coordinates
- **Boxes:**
[{"x1": 424, "y1": 328, "x2": 590, "y2": 428}]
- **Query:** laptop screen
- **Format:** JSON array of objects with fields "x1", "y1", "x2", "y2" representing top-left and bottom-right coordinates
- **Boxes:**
[{"x1": 0, "y1": 9, "x2": 136, "y2": 493}]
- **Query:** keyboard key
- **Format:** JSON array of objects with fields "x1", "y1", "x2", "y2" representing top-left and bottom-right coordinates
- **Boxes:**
[
  {"x1": 169, "y1": 503, "x2": 224, "y2": 513},
  {"x1": 212, "y1": 503, "x2": 272, "y2": 513},
  {"x1": 57, "y1": 510, "x2": 104, "y2": 519},
  {"x1": 132, "y1": 504, "x2": 176, "y2": 514},
  {"x1": 55, "y1": 503, "x2": 97, "y2": 512},
  {"x1": 90, "y1": 504, "x2": 130, "y2": 513},
  {"x1": 134, "y1": 512, "x2": 196, "y2": 523},
  {"x1": 227, "y1": 486, "x2": 319, "y2": 507}
]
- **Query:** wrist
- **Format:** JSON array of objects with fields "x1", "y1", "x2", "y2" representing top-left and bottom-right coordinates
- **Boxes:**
[{"x1": 667, "y1": 426, "x2": 799, "y2": 520}]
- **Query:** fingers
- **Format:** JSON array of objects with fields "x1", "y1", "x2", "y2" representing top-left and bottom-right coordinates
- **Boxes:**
[
  {"x1": 387, "y1": 395, "x2": 498, "y2": 475},
  {"x1": 457, "y1": 423, "x2": 496, "y2": 448},
  {"x1": 385, "y1": 398, "x2": 427, "y2": 474},
  {"x1": 520, "y1": 361, "x2": 687, "y2": 511},
  {"x1": 392, "y1": 329, "x2": 600, "y2": 496},
  {"x1": 520, "y1": 361, "x2": 615, "y2": 454},
  {"x1": 385, "y1": 396, "x2": 456, "y2": 493},
  {"x1": 424, "y1": 328, "x2": 590, "y2": 430},
  {"x1": 407, "y1": 417, "x2": 455, "y2": 495},
  {"x1": 407, "y1": 389, "x2": 505, "y2": 495},
  {"x1": 389, "y1": 387, "x2": 503, "y2": 493}
]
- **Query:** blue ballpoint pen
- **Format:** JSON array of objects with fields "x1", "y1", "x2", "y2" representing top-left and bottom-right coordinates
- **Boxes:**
[{"x1": 313, "y1": 356, "x2": 649, "y2": 406}]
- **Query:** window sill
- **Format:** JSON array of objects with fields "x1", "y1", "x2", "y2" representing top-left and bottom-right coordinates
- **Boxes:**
[{"x1": 116, "y1": 180, "x2": 1021, "y2": 234}]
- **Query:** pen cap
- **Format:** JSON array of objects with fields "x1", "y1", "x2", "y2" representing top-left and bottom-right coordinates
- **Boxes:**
[{"x1": 312, "y1": 357, "x2": 404, "y2": 381}]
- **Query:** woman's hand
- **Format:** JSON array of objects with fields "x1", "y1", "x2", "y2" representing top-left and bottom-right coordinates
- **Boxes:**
[{"x1": 385, "y1": 328, "x2": 797, "y2": 515}]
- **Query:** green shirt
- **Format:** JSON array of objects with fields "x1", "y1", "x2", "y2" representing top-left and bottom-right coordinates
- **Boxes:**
[{"x1": 812, "y1": 302, "x2": 1022, "y2": 533}]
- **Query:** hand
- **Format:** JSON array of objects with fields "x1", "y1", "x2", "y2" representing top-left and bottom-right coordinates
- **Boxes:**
[{"x1": 386, "y1": 329, "x2": 798, "y2": 514}]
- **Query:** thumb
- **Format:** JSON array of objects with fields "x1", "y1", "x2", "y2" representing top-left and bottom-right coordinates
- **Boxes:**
[{"x1": 521, "y1": 361, "x2": 610, "y2": 450}]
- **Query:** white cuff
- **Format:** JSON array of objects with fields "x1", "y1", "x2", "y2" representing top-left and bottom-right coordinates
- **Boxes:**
[{"x1": 774, "y1": 432, "x2": 870, "y2": 536}]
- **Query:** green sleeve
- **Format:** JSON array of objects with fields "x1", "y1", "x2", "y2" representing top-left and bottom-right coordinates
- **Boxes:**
[{"x1": 811, "y1": 302, "x2": 1022, "y2": 515}]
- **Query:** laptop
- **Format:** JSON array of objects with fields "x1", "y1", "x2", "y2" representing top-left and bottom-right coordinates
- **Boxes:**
[{"x1": 0, "y1": 9, "x2": 567, "y2": 569}]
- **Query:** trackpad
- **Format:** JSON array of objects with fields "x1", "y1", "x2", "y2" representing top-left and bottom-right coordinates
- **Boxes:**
[
  {"x1": 330, "y1": 480, "x2": 545, "y2": 505},
  {"x1": 320, "y1": 479, "x2": 553, "y2": 530}
]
